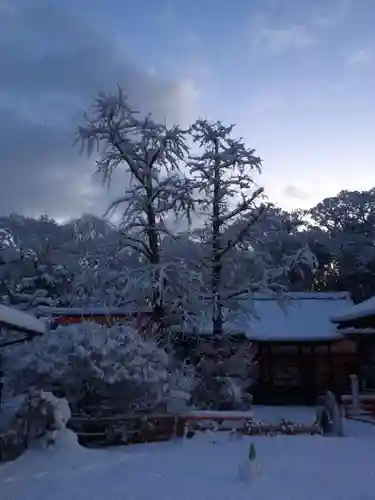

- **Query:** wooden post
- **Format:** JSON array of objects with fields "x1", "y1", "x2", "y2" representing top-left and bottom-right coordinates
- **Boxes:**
[
  {"x1": 327, "y1": 343, "x2": 334, "y2": 385},
  {"x1": 311, "y1": 345, "x2": 317, "y2": 401},
  {"x1": 350, "y1": 374, "x2": 360, "y2": 416},
  {"x1": 355, "y1": 342, "x2": 364, "y2": 391},
  {"x1": 297, "y1": 345, "x2": 304, "y2": 402},
  {"x1": 0, "y1": 326, "x2": 3, "y2": 410},
  {"x1": 0, "y1": 353, "x2": 2, "y2": 410},
  {"x1": 267, "y1": 344, "x2": 273, "y2": 385},
  {"x1": 258, "y1": 343, "x2": 264, "y2": 386}
]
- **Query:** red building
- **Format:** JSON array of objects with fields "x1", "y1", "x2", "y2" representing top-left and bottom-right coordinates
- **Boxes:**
[{"x1": 35, "y1": 305, "x2": 155, "y2": 331}]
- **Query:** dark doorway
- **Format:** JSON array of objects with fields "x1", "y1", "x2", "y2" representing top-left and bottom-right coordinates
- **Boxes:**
[{"x1": 253, "y1": 342, "x2": 327, "y2": 406}]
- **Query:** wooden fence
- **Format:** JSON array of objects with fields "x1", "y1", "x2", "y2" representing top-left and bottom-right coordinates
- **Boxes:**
[{"x1": 68, "y1": 412, "x2": 321, "y2": 447}]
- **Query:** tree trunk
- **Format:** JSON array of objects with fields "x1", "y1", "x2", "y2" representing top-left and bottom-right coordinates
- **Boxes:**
[
  {"x1": 211, "y1": 143, "x2": 223, "y2": 338},
  {"x1": 145, "y1": 177, "x2": 165, "y2": 333}
]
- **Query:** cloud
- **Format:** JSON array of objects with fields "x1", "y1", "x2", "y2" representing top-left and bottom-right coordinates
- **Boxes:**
[
  {"x1": 347, "y1": 48, "x2": 373, "y2": 66},
  {"x1": 0, "y1": 1, "x2": 199, "y2": 219},
  {"x1": 249, "y1": 0, "x2": 352, "y2": 57},
  {"x1": 284, "y1": 185, "x2": 311, "y2": 201},
  {"x1": 256, "y1": 24, "x2": 316, "y2": 53},
  {"x1": 312, "y1": 0, "x2": 352, "y2": 27}
]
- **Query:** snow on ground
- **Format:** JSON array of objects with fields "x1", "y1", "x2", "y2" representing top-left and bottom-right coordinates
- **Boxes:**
[{"x1": 1, "y1": 407, "x2": 375, "y2": 500}]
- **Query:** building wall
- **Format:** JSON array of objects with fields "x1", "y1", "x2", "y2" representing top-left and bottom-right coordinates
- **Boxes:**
[
  {"x1": 51, "y1": 312, "x2": 154, "y2": 329},
  {"x1": 252, "y1": 339, "x2": 358, "y2": 403},
  {"x1": 356, "y1": 339, "x2": 375, "y2": 389},
  {"x1": 173, "y1": 334, "x2": 357, "y2": 389}
]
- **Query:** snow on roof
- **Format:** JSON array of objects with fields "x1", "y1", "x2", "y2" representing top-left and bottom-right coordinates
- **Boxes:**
[
  {"x1": 35, "y1": 305, "x2": 153, "y2": 317},
  {"x1": 247, "y1": 292, "x2": 351, "y2": 342},
  {"x1": 334, "y1": 327, "x2": 375, "y2": 336},
  {"x1": 0, "y1": 304, "x2": 46, "y2": 335},
  {"x1": 183, "y1": 292, "x2": 352, "y2": 342},
  {"x1": 330, "y1": 296, "x2": 375, "y2": 323}
]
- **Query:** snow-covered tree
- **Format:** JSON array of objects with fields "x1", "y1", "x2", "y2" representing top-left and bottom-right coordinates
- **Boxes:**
[
  {"x1": 186, "y1": 120, "x2": 317, "y2": 337},
  {"x1": 0, "y1": 215, "x2": 76, "y2": 309},
  {"x1": 234, "y1": 205, "x2": 317, "y2": 291},
  {"x1": 0, "y1": 213, "x2": 142, "y2": 310},
  {"x1": 3, "y1": 322, "x2": 192, "y2": 413},
  {"x1": 69, "y1": 214, "x2": 116, "y2": 242},
  {"x1": 76, "y1": 88, "x2": 197, "y2": 326},
  {"x1": 0, "y1": 227, "x2": 21, "y2": 302},
  {"x1": 187, "y1": 120, "x2": 270, "y2": 336},
  {"x1": 65, "y1": 219, "x2": 135, "y2": 308}
]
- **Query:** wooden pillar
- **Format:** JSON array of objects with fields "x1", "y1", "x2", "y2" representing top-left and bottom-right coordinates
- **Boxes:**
[
  {"x1": 0, "y1": 352, "x2": 2, "y2": 410},
  {"x1": 267, "y1": 344, "x2": 273, "y2": 386},
  {"x1": 0, "y1": 326, "x2": 3, "y2": 409},
  {"x1": 298, "y1": 344, "x2": 309, "y2": 404},
  {"x1": 297, "y1": 345, "x2": 304, "y2": 392},
  {"x1": 356, "y1": 341, "x2": 364, "y2": 391},
  {"x1": 258, "y1": 343, "x2": 264, "y2": 386},
  {"x1": 311, "y1": 344, "x2": 317, "y2": 399},
  {"x1": 327, "y1": 343, "x2": 334, "y2": 386}
]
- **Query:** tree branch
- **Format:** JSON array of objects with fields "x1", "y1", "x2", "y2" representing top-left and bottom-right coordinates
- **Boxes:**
[{"x1": 219, "y1": 203, "x2": 267, "y2": 258}]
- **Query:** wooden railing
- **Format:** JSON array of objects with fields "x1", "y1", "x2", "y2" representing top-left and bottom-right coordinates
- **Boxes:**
[
  {"x1": 342, "y1": 394, "x2": 375, "y2": 417},
  {"x1": 68, "y1": 410, "x2": 321, "y2": 447}
]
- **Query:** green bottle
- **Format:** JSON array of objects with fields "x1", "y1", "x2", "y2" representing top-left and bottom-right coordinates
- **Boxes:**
[{"x1": 248, "y1": 443, "x2": 256, "y2": 462}]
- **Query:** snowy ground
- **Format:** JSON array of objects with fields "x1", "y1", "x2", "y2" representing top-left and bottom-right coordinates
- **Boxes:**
[{"x1": 1, "y1": 407, "x2": 375, "y2": 500}]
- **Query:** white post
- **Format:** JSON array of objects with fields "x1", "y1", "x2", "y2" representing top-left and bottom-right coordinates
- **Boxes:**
[{"x1": 350, "y1": 374, "x2": 360, "y2": 416}]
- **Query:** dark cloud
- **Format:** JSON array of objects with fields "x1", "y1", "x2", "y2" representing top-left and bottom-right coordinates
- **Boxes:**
[{"x1": 0, "y1": 0, "x2": 197, "y2": 219}]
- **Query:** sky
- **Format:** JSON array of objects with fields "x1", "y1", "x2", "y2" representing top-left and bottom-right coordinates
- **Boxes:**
[{"x1": 0, "y1": 0, "x2": 374, "y2": 220}]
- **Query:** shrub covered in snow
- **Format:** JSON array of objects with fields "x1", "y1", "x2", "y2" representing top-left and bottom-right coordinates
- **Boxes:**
[
  {"x1": 190, "y1": 357, "x2": 253, "y2": 411},
  {"x1": 0, "y1": 389, "x2": 67, "y2": 463},
  {"x1": 4, "y1": 322, "x2": 191, "y2": 414},
  {"x1": 191, "y1": 374, "x2": 252, "y2": 411}
]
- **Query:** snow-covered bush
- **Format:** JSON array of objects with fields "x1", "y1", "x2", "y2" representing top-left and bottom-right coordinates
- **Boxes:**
[
  {"x1": 0, "y1": 389, "x2": 64, "y2": 462},
  {"x1": 191, "y1": 374, "x2": 252, "y2": 411},
  {"x1": 4, "y1": 322, "x2": 190, "y2": 414},
  {"x1": 166, "y1": 359, "x2": 196, "y2": 412},
  {"x1": 40, "y1": 391, "x2": 72, "y2": 446},
  {"x1": 190, "y1": 357, "x2": 253, "y2": 411}
]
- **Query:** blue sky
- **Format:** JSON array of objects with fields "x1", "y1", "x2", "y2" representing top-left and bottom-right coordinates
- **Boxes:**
[
  {"x1": 106, "y1": 0, "x2": 374, "y2": 209},
  {"x1": 0, "y1": 0, "x2": 374, "y2": 217}
]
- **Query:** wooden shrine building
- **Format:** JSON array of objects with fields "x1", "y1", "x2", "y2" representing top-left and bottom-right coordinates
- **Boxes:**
[
  {"x1": 248, "y1": 292, "x2": 358, "y2": 405},
  {"x1": 331, "y1": 295, "x2": 375, "y2": 392},
  {"x1": 174, "y1": 292, "x2": 358, "y2": 405}
]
